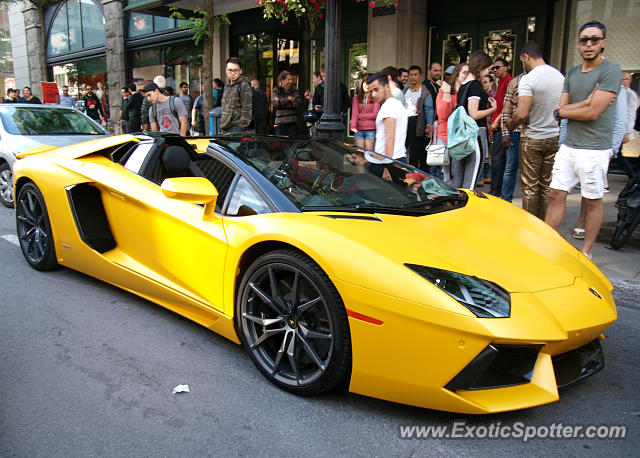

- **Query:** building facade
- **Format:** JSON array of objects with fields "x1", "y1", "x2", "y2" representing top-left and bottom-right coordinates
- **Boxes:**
[{"x1": 5, "y1": 0, "x2": 640, "y2": 121}]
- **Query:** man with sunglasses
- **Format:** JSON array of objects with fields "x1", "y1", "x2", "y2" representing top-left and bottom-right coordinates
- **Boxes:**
[{"x1": 545, "y1": 21, "x2": 622, "y2": 259}]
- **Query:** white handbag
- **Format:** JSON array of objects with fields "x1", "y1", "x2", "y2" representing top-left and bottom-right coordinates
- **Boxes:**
[{"x1": 426, "y1": 141, "x2": 449, "y2": 166}]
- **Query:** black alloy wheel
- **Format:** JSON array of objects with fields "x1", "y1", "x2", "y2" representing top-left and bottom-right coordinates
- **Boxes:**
[
  {"x1": 0, "y1": 162, "x2": 13, "y2": 208},
  {"x1": 237, "y1": 249, "x2": 351, "y2": 395},
  {"x1": 15, "y1": 182, "x2": 58, "y2": 270}
]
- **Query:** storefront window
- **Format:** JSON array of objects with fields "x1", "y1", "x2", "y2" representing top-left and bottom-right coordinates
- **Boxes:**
[
  {"x1": 131, "y1": 42, "x2": 202, "y2": 97},
  {"x1": 47, "y1": 3, "x2": 69, "y2": 55},
  {"x1": 67, "y1": 0, "x2": 83, "y2": 52},
  {"x1": 81, "y1": 0, "x2": 105, "y2": 48},
  {"x1": 46, "y1": 0, "x2": 105, "y2": 56},
  {"x1": 129, "y1": 13, "x2": 153, "y2": 37},
  {"x1": 483, "y1": 30, "x2": 516, "y2": 68},
  {"x1": 154, "y1": 16, "x2": 174, "y2": 32},
  {"x1": 0, "y1": 4, "x2": 13, "y2": 96},
  {"x1": 349, "y1": 43, "x2": 367, "y2": 92},
  {"x1": 51, "y1": 57, "x2": 107, "y2": 111},
  {"x1": 238, "y1": 33, "x2": 275, "y2": 93},
  {"x1": 128, "y1": 13, "x2": 179, "y2": 38},
  {"x1": 442, "y1": 33, "x2": 472, "y2": 69}
]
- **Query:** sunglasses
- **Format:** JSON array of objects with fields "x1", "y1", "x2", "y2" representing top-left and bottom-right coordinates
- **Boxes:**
[
  {"x1": 492, "y1": 65, "x2": 504, "y2": 70},
  {"x1": 578, "y1": 36, "x2": 603, "y2": 45}
]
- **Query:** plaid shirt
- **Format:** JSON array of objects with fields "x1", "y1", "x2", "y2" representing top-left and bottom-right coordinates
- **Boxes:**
[{"x1": 501, "y1": 73, "x2": 525, "y2": 136}]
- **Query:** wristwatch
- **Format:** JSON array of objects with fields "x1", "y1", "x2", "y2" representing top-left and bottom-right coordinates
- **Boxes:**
[{"x1": 553, "y1": 108, "x2": 561, "y2": 120}]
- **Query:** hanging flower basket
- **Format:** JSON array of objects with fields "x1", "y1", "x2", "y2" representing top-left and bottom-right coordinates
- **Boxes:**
[{"x1": 257, "y1": 0, "x2": 399, "y2": 30}]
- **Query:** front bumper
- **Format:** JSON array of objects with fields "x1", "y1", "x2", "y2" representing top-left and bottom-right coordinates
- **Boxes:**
[{"x1": 335, "y1": 277, "x2": 616, "y2": 414}]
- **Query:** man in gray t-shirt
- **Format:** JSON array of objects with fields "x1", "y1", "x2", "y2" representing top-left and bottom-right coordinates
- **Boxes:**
[
  {"x1": 143, "y1": 81, "x2": 188, "y2": 136},
  {"x1": 545, "y1": 21, "x2": 622, "y2": 258},
  {"x1": 178, "y1": 82, "x2": 193, "y2": 127}
]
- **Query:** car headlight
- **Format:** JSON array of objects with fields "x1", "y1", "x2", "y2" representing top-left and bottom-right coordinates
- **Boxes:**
[{"x1": 405, "y1": 264, "x2": 510, "y2": 318}]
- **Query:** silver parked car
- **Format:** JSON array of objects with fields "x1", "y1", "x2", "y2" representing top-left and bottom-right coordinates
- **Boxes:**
[{"x1": 0, "y1": 104, "x2": 110, "y2": 207}]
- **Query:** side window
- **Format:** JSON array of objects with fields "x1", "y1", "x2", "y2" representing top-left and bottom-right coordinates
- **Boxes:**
[
  {"x1": 227, "y1": 176, "x2": 271, "y2": 216},
  {"x1": 123, "y1": 142, "x2": 154, "y2": 174},
  {"x1": 194, "y1": 157, "x2": 236, "y2": 209}
]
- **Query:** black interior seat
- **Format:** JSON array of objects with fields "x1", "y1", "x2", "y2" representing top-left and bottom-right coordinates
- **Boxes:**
[{"x1": 159, "y1": 145, "x2": 205, "y2": 182}]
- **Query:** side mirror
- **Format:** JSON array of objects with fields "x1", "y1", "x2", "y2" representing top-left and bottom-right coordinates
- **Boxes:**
[{"x1": 161, "y1": 177, "x2": 218, "y2": 220}]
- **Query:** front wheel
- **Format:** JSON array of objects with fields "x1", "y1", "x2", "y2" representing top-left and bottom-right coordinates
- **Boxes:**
[
  {"x1": 15, "y1": 182, "x2": 58, "y2": 270},
  {"x1": 237, "y1": 249, "x2": 351, "y2": 395},
  {"x1": 0, "y1": 162, "x2": 13, "y2": 208}
]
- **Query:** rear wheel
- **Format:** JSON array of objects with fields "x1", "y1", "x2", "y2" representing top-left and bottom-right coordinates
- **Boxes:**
[
  {"x1": 15, "y1": 182, "x2": 58, "y2": 270},
  {"x1": 0, "y1": 162, "x2": 13, "y2": 208},
  {"x1": 237, "y1": 249, "x2": 351, "y2": 395},
  {"x1": 610, "y1": 207, "x2": 640, "y2": 249}
]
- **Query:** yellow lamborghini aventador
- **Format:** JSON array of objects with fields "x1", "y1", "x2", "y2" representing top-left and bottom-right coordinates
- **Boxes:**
[{"x1": 12, "y1": 133, "x2": 617, "y2": 414}]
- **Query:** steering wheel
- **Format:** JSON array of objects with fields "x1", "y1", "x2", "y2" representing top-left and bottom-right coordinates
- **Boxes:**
[{"x1": 311, "y1": 171, "x2": 337, "y2": 194}]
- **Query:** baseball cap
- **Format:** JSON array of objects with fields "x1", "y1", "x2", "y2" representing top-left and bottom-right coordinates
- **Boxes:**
[
  {"x1": 444, "y1": 65, "x2": 455, "y2": 75},
  {"x1": 143, "y1": 82, "x2": 159, "y2": 93}
]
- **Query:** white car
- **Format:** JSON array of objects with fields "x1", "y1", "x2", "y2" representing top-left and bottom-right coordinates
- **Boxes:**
[{"x1": 0, "y1": 104, "x2": 109, "y2": 207}]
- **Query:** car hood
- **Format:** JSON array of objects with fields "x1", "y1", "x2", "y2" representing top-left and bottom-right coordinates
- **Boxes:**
[
  {"x1": 303, "y1": 195, "x2": 581, "y2": 293},
  {"x1": 8, "y1": 134, "x2": 109, "y2": 153}
]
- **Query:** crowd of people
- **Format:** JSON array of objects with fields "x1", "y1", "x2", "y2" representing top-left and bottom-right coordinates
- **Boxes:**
[
  {"x1": 2, "y1": 19, "x2": 637, "y2": 258},
  {"x1": 362, "y1": 20, "x2": 637, "y2": 259}
]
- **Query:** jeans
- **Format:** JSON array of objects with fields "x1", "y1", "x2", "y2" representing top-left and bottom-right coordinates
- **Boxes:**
[
  {"x1": 490, "y1": 129, "x2": 507, "y2": 196},
  {"x1": 501, "y1": 131, "x2": 521, "y2": 202},
  {"x1": 221, "y1": 125, "x2": 244, "y2": 134},
  {"x1": 275, "y1": 122, "x2": 298, "y2": 137}
]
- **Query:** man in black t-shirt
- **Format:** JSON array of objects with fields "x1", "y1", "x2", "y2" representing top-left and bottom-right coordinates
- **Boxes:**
[
  {"x1": 251, "y1": 79, "x2": 269, "y2": 135},
  {"x1": 82, "y1": 85, "x2": 105, "y2": 123},
  {"x1": 126, "y1": 83, "x2": 143, "y2": 133}
]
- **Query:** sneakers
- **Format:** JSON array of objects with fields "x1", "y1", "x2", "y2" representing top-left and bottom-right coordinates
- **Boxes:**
[
  {"x1": 572, "y1": 227, "x2": 586, "y2": 239},
  {"x1": 582, "y1": 251, "x2": 592, "y2": 260}
]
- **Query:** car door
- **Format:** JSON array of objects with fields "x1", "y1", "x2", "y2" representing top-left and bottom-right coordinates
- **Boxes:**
[{"x1": 95, "y1": 140, "x2": 231, "y2": 314}]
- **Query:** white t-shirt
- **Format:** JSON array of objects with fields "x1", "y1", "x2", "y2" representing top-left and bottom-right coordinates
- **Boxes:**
[
  {"x1": 374, "y1": 97, "x2": 408, "y2": 159},
  {"x1": 518, "y1": 64, "x2": 564, "y2": 139},
  {"x1": 405, "y1": 86, "x2": 422, "y2": 117}
]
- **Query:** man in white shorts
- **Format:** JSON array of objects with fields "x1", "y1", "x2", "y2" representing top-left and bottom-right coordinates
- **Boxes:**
[{"x1": 545, "y1": 21, "x2": 622, "y2": 258}]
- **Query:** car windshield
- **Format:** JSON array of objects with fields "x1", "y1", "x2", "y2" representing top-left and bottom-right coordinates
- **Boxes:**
[
  {"x1": 0, "y1": 107, "x2": 105, "y2": 136},
  {"x1": 217, "y1": 137, "x2": 466, "y2": 215}
]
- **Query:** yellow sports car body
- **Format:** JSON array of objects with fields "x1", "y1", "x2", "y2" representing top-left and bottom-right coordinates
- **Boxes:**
[{"x1": 12, "y1": 133, "x2": 617, "y2": 414}]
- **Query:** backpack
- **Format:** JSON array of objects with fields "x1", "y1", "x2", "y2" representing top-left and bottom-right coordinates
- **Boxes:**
[
  {"x1": 152, "y1": 95, "x2": 179, "y2": 124},
  {"x1": 446, "y1": 83, "x2": 478, "y2": 160}
]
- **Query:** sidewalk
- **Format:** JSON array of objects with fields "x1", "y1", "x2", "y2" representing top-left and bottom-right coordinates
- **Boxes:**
[{"x1": 479, "y1": 173, "x2": 639, "y2": 285}]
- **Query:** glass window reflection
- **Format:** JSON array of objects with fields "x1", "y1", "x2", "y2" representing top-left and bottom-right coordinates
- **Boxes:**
[
  {"x1": 129, "y1": 13, "x2": 152, "y2": 37},
  {"x1": 67, "y1": 0, "x2": 82, "y2": 51},
  {"x1": 81, "y1": 0, "x2": 105, "y2": 48},
  {"x1": 47, "y1": 4, "x2": 69, "y2": 55}
]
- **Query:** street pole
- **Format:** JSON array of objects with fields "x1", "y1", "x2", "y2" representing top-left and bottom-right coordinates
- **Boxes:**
[{"x1": 314, "y1": 0, "x2": 345, "y2": 139}]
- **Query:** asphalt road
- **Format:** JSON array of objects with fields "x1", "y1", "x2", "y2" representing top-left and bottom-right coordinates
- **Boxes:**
[{"x1": 0, "y1": 205, "x2": 638, "y2": 457}]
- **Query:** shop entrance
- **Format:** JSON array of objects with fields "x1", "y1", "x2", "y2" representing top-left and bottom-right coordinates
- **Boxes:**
[{"x1": 429, "y1": 16, "x2": 537, "y2": 76}]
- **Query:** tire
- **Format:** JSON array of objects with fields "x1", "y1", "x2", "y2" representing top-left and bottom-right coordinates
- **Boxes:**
[
  {"x1": 610, "y1": 207, "x2": 640, "y2": 250},
  {"x1": 236, "y1": 249, "x2": 351, "y2": 395},
  {"x1": 0, "y1": 162, "x2": 13, "y2": 208},
  {"x1": 15, "y1": 182, "x2": 58, "y2": 270}
]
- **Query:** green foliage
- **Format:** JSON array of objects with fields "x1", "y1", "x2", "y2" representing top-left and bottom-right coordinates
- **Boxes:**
[
  {"x1": 169, "y1": 7, "x2": 230, "y2": 46},
  {"x1": 257, "y1": 0, "x2": 398, "y2": 30}
]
